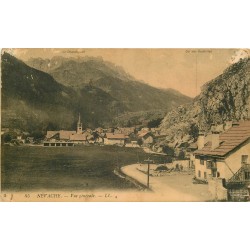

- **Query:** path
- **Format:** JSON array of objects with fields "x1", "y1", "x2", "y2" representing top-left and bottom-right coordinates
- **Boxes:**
[{"x1": 121, "y1": 164, "x2": 212, "y2": 201}]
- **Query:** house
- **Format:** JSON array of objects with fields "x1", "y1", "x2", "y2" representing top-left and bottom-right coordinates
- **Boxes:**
[
  {"x1": 44, "y1": 113, "x2": 85, "y2": 145},
  {"x1": 95, "y1": 127, "x2": 104, "y2": 133},
  {"x1": 104, "y1": 133, "x2": 128, "y2": 146},
  {"x1": 15, "y1": 134, "x2": 25, "y2": 144},
  {"x1": 150, "y1": 128, "x2": 161, "y2": 135},
  {"x1": 138, "y1": 127, "x2": 150, "y2": 134},
  {"x1": 26, "y1": 137, "x2": 34, "y2": 144},
  {"x1": 137, "y1": 131, "x2": 154, "y2": 145},
  {"x1": 69, "y1": 133, "x2": 88, "y2": 144},
  {"x1": 46, "y1": 130, "x2": 76, "y2": 141},
  {"x1": 194, "y1": 121, "x2": 250, "y2": 200}
]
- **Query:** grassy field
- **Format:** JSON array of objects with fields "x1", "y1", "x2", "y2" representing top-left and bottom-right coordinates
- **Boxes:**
[{"x1": 1, "y1": 145, "x2": 168, "y2": 191}]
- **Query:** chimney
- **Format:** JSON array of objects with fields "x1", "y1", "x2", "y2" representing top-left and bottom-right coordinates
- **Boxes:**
[
  {"x1": 224, "y1": 121, "x2": 232, "y2": 130},
  {"x1": 211, "y1": 131, "x2": 220, "y2": 150},
  {"x1": 197, "y1": 130, "x2": 205, "y2": 150}
]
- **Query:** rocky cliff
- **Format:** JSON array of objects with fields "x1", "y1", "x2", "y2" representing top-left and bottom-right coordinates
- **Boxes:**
[{"x1": 160, "y1": 57, "x2": 250, "y2": 141}]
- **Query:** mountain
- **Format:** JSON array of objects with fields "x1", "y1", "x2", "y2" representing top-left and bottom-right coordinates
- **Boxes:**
[
  {"x1": 27, "y1": 56, "x2": 135, "y2": 86},
  {"x1": 1, "y1": 52, "x2": 126, "y2": 132},
  {"x1": 1, "y1": 53, "x2": 192, "y2": 133},
  {"x1": 160, "y1": 57, "x2": 250, "y2": 140},
  {"x1": 26, "y1": 56, "x2": 192, "y2": 112}
]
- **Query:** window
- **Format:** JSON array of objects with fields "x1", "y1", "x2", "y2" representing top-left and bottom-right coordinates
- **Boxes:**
[
  {"x1": 206, "y1": 161, "x2": 212, "y2": 169},
  {"x1": 217, "y1": 172, "x2": 220, "y2": 178},
  {"x1": 241, "y1": 155, "x2": 248, "y2": 164},
  {"x1": 198, "y1": 170, "x2": 201, "y2": 178},
  {"x1": 212, "y1": 169, "x2": 217, "y2": 178},
  {"x1": 204, "y1": 172, "x2": 207, "y2": 179},
  {"x1": 245, "y1": 172, "x2": 250, "y2": 180},
  {"x1": 200, "y1": 157, "x2": 204, "y2": 165}
]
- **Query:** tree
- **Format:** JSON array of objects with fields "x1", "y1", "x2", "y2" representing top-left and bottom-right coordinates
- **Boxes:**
[
  {"x1": 46, "y1": 122, "x2": 58, "y2": 131},
  {"x1": 137, "y1": 138, "x2": 143, "y2": 147},
  {"x1": 92, "y1": 131, "x2": 99, "y2": 142},
  {"x1": 30, "y1": 131, "x2": 45, "y2": 140},
  {"x1": 189, "y1": 123, "x2": 199, "y2": 141},
  {"x1": 126, "y1": 120, "x2": 132, "y2": 127},
  {"x1": 178, "y1": 150, "x2": 185, "y2": 160},
  {"x1": 147, "y1": 118, "x2": 163, "y2": 128},
  {"x1": 162, "y1": 145, "x2": 175, "y2": 156},
  {"x1": 1, "y1": 132, "x2": 17, "y2": 143}
]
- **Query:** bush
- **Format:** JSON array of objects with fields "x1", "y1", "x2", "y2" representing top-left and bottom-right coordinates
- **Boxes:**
[
  {"x1": 137, "y1": 138, "x2": 143, "y2": 147},
  {"x1": 1, "y1": 132, "x2": 17, "y2": 143},
  {"x1": 178, "y1": 150, "x2": 185, "y2": 160},
  {"x1": 162, "y1": 145, "x2": 175, "y2": 156},
  {"x1": 189, "y1": 123, "x2": 199, "y2": 141}
]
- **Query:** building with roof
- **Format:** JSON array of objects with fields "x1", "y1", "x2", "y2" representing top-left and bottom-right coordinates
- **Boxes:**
[
  {"x1": 69, "y1": 133, "x2": 88, "y2": 144},
  {"x1": 194, "y1": 121, "x2": 250, "y2": 200},
  {"x1": 44, "y1": 114, "x2": 86, "y2": 146},
  {"x1": 46, "y1": 130, "x2": 76, "y2": 141},
  {"x1": 138, "y1": 131, "x2": 154, "y2": 146},
  {"x1": 104, "y1": 133, "x2": 129, "y2": 145},
  {"x1": 186, "y1": 142, "x2": 198, "y2": 169}
]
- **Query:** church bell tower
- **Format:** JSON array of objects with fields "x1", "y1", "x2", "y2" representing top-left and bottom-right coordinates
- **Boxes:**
[{"x1": 77, "y1": 113, "x2": 83, "y2": 134}]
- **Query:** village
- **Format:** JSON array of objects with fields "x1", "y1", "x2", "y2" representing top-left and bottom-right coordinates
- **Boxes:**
[{"x1": 2, "y1": 112, "x2": 250, "y2": 201}]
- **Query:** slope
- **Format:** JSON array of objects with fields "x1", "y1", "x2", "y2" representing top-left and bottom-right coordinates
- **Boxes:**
[
  {"x1": 1, "y1": 52, "x2": 126, "y2": 132},
  {"x1": 160, "y1": 57, "x2": 250, "y2": 140}
]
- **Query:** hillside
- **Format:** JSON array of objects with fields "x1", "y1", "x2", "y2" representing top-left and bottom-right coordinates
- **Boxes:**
[
  {"x1": 160, "y1": 57, "x2": 250, "y2": 141},
  {"x1": 26, "y1": 56, "x2": 192, "y2": 112},
  {"x1": 1, "y1": 52, "x2": 126, "y2": 132},
  {"x1": 1, "y1": 53, "x2": 192, "y2": 132}
]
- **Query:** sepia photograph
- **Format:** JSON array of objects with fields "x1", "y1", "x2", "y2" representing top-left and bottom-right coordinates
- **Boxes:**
[
  {"x1": 1, "y1": 48, "x2": 250, "y2": 202},
  {"x1": 1, "y1": 2, "x2": 249, "y2": 250}
]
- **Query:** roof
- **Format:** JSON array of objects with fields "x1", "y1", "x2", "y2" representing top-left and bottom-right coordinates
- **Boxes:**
[
  {"x1": 46, "y1": 131, "x2": 59, "y2": 139},
  {"x1": 188, "y1": 143, "x2": 198, "y2": 150},
  {"x1": 105, "y1": 133, "x2": 128, "y2": 139},
  {"x1": 194, "y1": 121, "x2": 250, "y2": 157},
  {"x1": 70, "y1": 133, "x2": 87, "y2": 141},
  {"x1": 59, "y1": 130, "x2": 76, "y2": 140},
  {"x1": 138, "y1": 131, "x2": 153, "y2": 138}
]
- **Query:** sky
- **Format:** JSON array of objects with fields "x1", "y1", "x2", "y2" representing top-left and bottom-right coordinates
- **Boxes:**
[{"x1": 4, "y1": 48, "x2": 249, "y2": 97}]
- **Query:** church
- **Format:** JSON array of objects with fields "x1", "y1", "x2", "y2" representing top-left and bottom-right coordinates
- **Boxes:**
[{"x1": 44, "y1": 114, "x2": 89, "y2": 146}]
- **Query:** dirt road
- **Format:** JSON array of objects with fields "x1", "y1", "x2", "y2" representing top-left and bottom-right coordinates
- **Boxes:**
[{"x1": 121, "y1": 164, "x2": 212, "y2": 201}]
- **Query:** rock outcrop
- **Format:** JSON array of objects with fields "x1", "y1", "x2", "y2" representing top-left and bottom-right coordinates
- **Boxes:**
[{"x1": 160, "y1": 57, "x2": 250, "y2": 141}]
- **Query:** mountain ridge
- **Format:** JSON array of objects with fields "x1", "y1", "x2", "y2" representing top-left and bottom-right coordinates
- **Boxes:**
[{"x1": 1, "y1": 53, "x2": 192, "y2": 132}]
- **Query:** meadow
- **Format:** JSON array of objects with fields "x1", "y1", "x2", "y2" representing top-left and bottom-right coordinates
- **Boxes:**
[{"x1": 1, "y1": 145, "x2": 168, "y2": 191}]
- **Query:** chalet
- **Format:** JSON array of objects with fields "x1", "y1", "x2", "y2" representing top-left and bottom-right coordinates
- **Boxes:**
[
  {"x1": 104, "y1": 133, "x2": 128, "y2": 146},
  {"x1": 194, "y1": 121, "x2": 250, "y2": 200},
  {"x1": 138, "y1": 131, "x2": 154, "y2": 145}
]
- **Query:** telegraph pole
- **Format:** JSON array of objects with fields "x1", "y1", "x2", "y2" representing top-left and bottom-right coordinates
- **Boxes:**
[{"x1": 144, "y1": 158, "x2": 154, "y2": 188}]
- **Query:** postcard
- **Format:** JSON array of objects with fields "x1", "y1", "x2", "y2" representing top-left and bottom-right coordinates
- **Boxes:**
[{"x1": 1, "y1": 48, "x2": 249, "y2": 202}]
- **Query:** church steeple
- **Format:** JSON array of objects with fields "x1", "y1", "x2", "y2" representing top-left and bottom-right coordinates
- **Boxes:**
[{"x1": 77, "y1": 113, "x2": 83, "y2": 134}]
